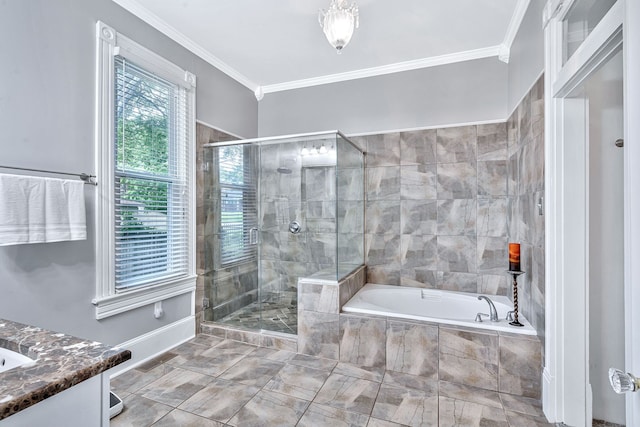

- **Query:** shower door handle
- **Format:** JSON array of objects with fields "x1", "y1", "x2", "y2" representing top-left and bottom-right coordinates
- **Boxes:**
[{"x1": 249, "y1": 227, "x2": 258, "y2": 245}]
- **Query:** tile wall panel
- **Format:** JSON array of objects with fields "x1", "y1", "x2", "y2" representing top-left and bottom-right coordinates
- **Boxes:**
[{"x1": 359, "y1": 76, "x2": 544, "y2": 357}]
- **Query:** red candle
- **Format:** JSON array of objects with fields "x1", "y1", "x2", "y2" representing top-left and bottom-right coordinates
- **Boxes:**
[{"x1": 509, "y1": 243, "x2": 521, "y2": 271}]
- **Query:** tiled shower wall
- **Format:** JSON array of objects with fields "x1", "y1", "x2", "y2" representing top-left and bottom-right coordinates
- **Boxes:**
[
  {"x1": 259, "y1": 138, "x2": 364, "y2": 293},
  {"x1": 195, "y1": 75, "x2": 545, "y2": 342},
  {"x1": 196, "y1": 123, "x2": 242, "y2": 330},
  {"x1": 350, "y1": 124, "x2": 512, "y2": 296},
  {"x1": 507, "y1": 75, "x2": 545, "y2": 340},
  {"x1": 349, "y1": 74, "x2": 545, "y2": 341},
  {"x1": 259, "y1": 141, "x2": 339, "y2": 294}
]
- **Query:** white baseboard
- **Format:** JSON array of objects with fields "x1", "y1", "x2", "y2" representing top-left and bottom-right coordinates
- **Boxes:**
[
  {"x1": 543, "y1": 367, "x2": 558, "y2": 422},
  {"x1": 109, "y1": 316, "x2": 195, "y2": 378}
]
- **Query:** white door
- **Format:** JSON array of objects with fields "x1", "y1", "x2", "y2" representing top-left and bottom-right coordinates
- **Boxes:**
[
  {"x1": 543, "y1": 0, "x2": 640, "y2": 425},
  {"x1": 585, "y1": 50, "x2": 624, "y2": 426}
]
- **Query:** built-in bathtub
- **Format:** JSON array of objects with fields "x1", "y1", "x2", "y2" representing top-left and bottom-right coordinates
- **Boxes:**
[{"x1": 342, "y1": 283, "x2": 536, "y2": 335}]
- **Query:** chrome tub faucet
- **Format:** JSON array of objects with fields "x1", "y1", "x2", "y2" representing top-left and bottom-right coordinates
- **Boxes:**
[{"x1": 477, "y1": 295, "x2": 499, "y2": 322}]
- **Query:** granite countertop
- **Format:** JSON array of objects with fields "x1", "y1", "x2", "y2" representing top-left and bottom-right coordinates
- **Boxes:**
[{"x1": 0, "y1": 319, "x2": 131, "y2": 420}]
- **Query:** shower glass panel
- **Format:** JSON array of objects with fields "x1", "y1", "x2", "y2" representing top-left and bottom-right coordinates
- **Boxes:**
[{"x1": 203, "y1": 131, "x2": 364, "y2": 335}]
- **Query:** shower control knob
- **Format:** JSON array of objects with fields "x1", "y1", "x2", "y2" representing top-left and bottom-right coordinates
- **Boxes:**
[{"x1": 289, "y1": 221, "x2": 302, "y2": 234}]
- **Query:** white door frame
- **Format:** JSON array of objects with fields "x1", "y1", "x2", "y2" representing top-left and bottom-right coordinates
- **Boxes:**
[
  {"x1": 623, "y1": 0, "x2": 640, "y2": 424},
  {"x1": 543, "y1": 0, "x2": 640, "y2": 424}
]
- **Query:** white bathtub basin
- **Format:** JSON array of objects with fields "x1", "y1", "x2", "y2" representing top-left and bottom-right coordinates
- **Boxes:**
[
  {"x1": 342, "y1": 283, "x2": 536, "y2": 335},
  {"x1": 0, "y1": 348, "x2": 34, "y2": 373}
]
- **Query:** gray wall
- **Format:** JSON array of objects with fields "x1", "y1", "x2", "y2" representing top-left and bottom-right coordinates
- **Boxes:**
[
  {"x1": 507, "y1": 0, "x2": 545, "y2": 115},
  {"x1": 0, "y1": 0, "x2": 257, "y2": 345},
  {"x1": 258, "y1": 57, "x2": 508, "y2": 137}
]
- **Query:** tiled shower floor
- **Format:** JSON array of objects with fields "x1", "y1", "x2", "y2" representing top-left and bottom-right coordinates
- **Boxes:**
[
  {"x1": 216, "y1": 291, "x2": 297, "y2": 334},
  {"x1": 110, "y1": 334, "x2": 555, "y2": 426}
]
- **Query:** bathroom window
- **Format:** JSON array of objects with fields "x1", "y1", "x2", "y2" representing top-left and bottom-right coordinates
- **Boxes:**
[
  {"x1": 93, "y1": 21, "x2": 196, "y2": 319},
  {"x1": 218, "y1": 145, "x2": 257, "y2": 267}
]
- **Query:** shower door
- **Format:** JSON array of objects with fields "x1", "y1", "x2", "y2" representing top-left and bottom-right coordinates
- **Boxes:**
[
  {"x1": 256, "y1": 141, "x2": 304, "y2": 335},
  {"x1": 208, "y1": 143, "x2": 260, "y2": 328}
]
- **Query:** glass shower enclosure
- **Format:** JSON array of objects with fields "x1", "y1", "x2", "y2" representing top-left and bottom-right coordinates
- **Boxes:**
[{"x1": 202, "y1": 131, "x2": 364, "y2": 335}]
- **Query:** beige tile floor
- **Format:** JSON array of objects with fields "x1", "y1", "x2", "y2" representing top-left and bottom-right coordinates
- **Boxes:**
[{"x1": 110, "y1": 334, "x2": 554, "y2": 427}]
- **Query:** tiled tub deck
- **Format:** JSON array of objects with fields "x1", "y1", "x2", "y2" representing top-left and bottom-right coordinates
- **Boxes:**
[{"x1": 298, "y1": 266, "x2": 542, "y2": 399}]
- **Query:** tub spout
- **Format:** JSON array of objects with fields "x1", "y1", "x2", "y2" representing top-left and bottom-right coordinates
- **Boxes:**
[{"x1": 477, "y1": 296, "x2": 499, "y2": 322}]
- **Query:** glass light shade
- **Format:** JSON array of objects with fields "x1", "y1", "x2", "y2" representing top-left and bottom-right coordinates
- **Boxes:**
[{"x1": 319, "y1": 0, "x2": 359, "y2": 53}]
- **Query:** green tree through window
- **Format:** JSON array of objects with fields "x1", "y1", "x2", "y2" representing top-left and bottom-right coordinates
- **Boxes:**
[{"x1": 114, "y1": 56, "x2": 185, "y2": 290}]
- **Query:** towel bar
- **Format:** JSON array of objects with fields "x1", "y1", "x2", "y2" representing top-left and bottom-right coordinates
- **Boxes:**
[{"x1": 0, "y1": 165, "x2": 97, "y2": 185}]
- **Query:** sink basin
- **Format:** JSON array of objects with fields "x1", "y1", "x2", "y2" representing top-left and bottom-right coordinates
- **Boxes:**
[{"x1": 0, "y1": 348, "x2": 34, "y2": 373}]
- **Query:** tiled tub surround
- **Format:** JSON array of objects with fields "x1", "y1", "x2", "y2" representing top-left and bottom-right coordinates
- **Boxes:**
[
  {"x1": 342, "y1": 283, "x2": 536, "y2": 335},
  {"x1": 298, "y1": 265, "x2": 367, "y2": 359},
  {"x1": 0, "y1": 318, "x2": 131, "y2": 420},
  {"x1": 299, "y1": 272, "x2": 542, "y2": 399},
  {"x1": 337, "y1": 314, "x2": 542, "y2": 399}
]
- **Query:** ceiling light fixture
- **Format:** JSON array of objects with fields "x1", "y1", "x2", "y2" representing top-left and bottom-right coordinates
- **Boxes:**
[{"x1": 319, "y1": 0, "x2": 359, "y2": 54}]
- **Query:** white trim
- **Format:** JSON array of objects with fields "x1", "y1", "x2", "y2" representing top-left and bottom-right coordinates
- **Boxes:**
[
  {"x1": 624, "y1": 1, "x2": 640, "y2": 425},
  {"x1": 543, "y1": 1, "x2": 626, "y2": 424},
  {"x1": 261, "y1": 46, "x2": 502, "y2": 94},
  {"x1": 108, "y1": 316, "x2": 195, "y2": 377},
  {"x1": 542, "y1": 0, "x2": 567, "y2": 29},
  {"x1": 111, "y1": 1, "x2": 533, "y2": 96},
  {"x1": 543, "y1": 6, "x2": 563, "y2": 422},
  {"x1": 542, "y1": 367, "x2": 557, "y2": 422},
  {"x1": 499, "y1": 0, "x2": 532, "y2": 63},
  {"x1": 498, "y1": 44, "x2": 511, "y2": 63},
  {"x1": 95, "y1": 21, "x2": 117, "y2": 302},
  {"x1": 92, "y1": 276, "x2": 196, "y2": 319},
  {"x1": 111, "y1": 0, "x2": 258, "y2": 92},
  {"x1": 116, "y1": 34, "x2": 195, "y2": 89},
  {"x1": 552, "y1": 1, "x2": 624, "y2": 98},
  {"x1": 94, "y1": 21, "x2": 197, "y2": 320}
]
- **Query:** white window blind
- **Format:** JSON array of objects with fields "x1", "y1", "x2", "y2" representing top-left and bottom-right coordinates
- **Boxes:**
[
  {"x1": 218, "y1": 145, "x2": 257, "y2": 266},
  {"x1": 114, "y1": 56, "x2": 190, "y2": 291}
]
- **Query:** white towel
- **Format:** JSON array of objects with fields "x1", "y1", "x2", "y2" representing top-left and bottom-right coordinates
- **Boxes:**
[{"x1": 0, "y1": 173, "x2": 87, "y2": 246}]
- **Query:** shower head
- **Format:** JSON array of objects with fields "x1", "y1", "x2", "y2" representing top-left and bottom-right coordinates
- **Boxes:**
[{"x1": 277, "y1": 166, "x2": 292, "y2": 174}]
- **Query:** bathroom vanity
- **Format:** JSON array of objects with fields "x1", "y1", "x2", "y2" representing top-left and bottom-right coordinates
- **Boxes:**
[{"x1": 0, "y1": 319, "x2": 130, "y2": 426}]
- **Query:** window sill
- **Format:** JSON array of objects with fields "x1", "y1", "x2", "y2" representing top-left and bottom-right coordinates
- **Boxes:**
[{"x1": 92, "y1": 275, "x2": 196, "y2": 320}]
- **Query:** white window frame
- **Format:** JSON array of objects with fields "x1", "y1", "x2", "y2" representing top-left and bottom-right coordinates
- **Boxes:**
[{"x1": 93, "y1": 21, "x2": 196, "y2": 319}]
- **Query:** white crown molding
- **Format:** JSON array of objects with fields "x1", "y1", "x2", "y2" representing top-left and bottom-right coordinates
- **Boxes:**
[
  {"x1": 498, "y1": 44, "x2": 511, "y2": 63},
  {"x1": 113, "y1": 0, "x2": 531, "y2": 98},
  {"x1": 111, "y1": 0, "x2": 259, "y2": 92},
  {"x1": 499, "y1": 0, "x2": 531, "y2": 63},
  {"x1": 261, "y1": 45, "x2": 502, "y2": 94}
]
